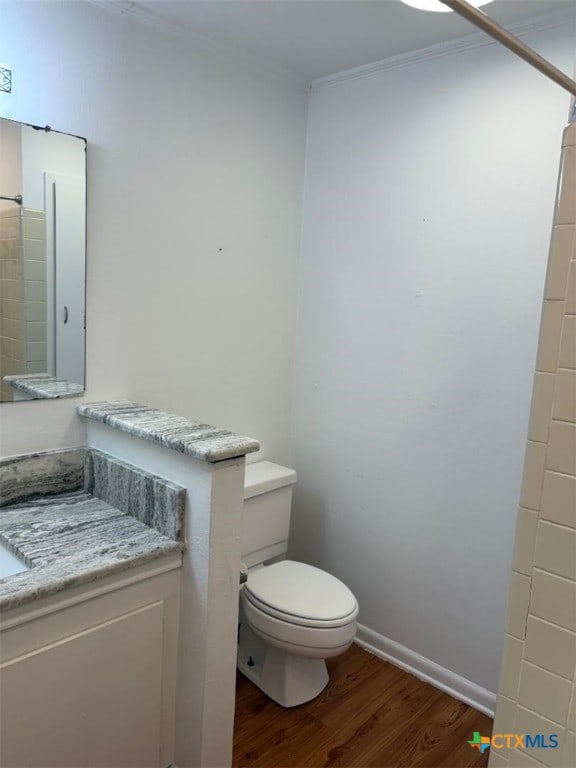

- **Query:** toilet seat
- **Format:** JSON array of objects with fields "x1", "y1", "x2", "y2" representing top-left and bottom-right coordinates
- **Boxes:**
[
  {"x1": 241, "y1": 591, "x2": 357, "y2": 654},
  {"x1": 243, "y1": 589, "x2": 358, "y2": 628},
  {"x1": 244, "y1": 560, "x2": 358, "y2": 627}
]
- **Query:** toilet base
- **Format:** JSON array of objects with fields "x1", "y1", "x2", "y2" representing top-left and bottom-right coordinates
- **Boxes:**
[{"x1": 237, "y1": 623, "x2": 329, "y2": 708}]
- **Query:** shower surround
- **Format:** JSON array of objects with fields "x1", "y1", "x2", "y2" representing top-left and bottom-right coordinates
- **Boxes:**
[
  {"x1": 0, "y1": 206, "x2": 47, "y2": 401},
  {"x1": 489, "y1": 122, "x2": 575, "y2": 768}
]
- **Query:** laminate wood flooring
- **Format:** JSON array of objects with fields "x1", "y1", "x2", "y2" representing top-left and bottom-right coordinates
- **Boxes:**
[{"x1": 233, "y1": 644, "x2": 492, "y2": 768}]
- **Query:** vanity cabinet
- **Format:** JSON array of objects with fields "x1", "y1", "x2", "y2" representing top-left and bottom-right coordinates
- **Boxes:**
[{"x1": 0, "y1": 557, "x2": 181, "y2": 768}]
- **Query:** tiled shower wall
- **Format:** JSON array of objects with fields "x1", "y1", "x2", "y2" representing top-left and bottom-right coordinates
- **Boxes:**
[
  {"x1": 489, "y1": 124, "x2": 576, "y2": 768},
  {"x1": 0, "y1": 207, "x2": 47, "y2": 401},
  {"x1": 21, "y1": 209, "x2": 48, "y2": 376},
  {"x1": 0, "y1": 207, "x2": 23, "y2": 402}
]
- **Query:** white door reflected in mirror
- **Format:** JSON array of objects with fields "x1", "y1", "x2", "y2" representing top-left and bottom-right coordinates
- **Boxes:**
[{"x1": 0, "y1": 119, "x2": 86, "y2": 402}]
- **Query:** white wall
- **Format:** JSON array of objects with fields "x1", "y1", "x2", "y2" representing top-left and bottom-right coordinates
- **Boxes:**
[
  {"x1": 290, "y1": 20, "x2": 575, "y2": 697},
  {"x1": 0, "y1": 118, "x2": 21, "y2": 211},
  {"x1": 0, "y1": 0, "x2": 307, "y2": 460}
]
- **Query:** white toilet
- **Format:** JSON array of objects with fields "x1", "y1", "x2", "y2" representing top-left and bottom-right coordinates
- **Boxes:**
[{"x1": 238, "y1": 461, "x2": 358, "y2": 708}]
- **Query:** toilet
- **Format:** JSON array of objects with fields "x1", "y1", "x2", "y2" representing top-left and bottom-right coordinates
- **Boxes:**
[{"x1": 237, "y1": 461, "x2": 358, "y2": 708}]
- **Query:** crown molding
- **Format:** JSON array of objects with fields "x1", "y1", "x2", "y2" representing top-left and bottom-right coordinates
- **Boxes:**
[
  {"x1": 311, "y1": 8, "x2": 575, "y2": 91},
  {"x1": 84, "y1": 0, "x2": 310, "y2": 91}
]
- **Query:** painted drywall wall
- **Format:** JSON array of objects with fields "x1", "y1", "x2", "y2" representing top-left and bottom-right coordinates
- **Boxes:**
[
  {"x1": 0, "y1": 118, "x2": 21, "y2": 211},
  {"x1": 0, "y1": 0, "x2": 307, "y2": 460},
  {"x1": 290, "y1": 20, "x2": 575, "y2": 697}
]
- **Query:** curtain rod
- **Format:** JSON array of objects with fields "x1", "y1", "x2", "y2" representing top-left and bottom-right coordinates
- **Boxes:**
[{"x1": 439, "y1": 0, "x2": 576, "y2": 97}]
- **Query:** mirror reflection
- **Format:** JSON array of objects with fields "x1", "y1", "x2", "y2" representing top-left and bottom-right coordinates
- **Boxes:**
[{"x1": 0, "y1": 118, "x2": 86, "y2": 402}]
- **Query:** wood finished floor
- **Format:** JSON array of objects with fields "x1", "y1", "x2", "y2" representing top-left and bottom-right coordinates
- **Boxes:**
[{"x1": 233, "y1": 645, "x2": 492, "y2": 768}]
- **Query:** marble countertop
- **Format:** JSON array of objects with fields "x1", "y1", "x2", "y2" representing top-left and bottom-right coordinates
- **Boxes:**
[
  {"x1": 78, "y1": 401, "x2": 260, "y2": 463},
  {"x1": 4, "y1": 374, "x2": 84, "y2": 399},
  {"x1": 0, "y1": 491, "x2": 183, "y2": 612}
]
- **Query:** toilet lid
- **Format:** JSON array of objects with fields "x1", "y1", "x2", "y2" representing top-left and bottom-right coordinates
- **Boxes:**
[{"x1": 245, "y1": 560, "x2": 358, "y2": 623}]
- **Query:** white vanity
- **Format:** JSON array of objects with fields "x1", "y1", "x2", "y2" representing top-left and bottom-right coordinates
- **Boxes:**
[
  {"x1": 0, "y1": 403, "x2": 260, "y2": 768},
  {"x1": 0, "y1": 447, "x2": 185, "y2": 767},
  {"x1": 1, "y1": 556, "x2": 181, "y2": 768}
]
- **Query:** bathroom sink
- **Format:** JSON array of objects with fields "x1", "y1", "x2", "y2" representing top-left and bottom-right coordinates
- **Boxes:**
[{"x1": 0, "y1": 541, "x2": 29, "y2": 580}]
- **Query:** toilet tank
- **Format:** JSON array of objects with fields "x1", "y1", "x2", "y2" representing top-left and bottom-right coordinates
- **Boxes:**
[{"x1": 242, "y1": 461, "x2": 297, "y2": 568}]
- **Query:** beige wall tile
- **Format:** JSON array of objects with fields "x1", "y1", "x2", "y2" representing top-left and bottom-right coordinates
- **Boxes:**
[
  {"x1": 537, "y1": 301, "x2": 565, "y2": 373},
  {"x1": 2, "y1": 318, "x2": 21, "y2": 341},
  {"x1": 1, "y1": 337, "x2": 21, "y2": 360},
  {"x1": 559, "y1": 316, "x2": 576, "y2": 370},
  {"x1": 534, "y1": 520, "x2": 576, "y2": 581},
  {"x1": 23, "y1": 280, "x2": 46, "y2": 302},
  {"x1": 21, "y1": 217, "x2": 45, "y2": 240},
  {"x1": 524, "y1": 616, "x2": 576, "y2": 680},
  {"x1": 506, "y1": 571, "x2": 532, "y2": 639},
  {"x1": 541, "y1": 471, "x2": 576, "y2": 529},
  {"x1": 24, "y1": 302, "x2": 46, "y2": 322},
  {"x1": 493, "y1": 694, "x2": 517, "y2": 735},
  {"x1": 555, "y1": 147, "x2": 576, "y2": 226},
  {"x1": 520, "y1": 441, "x2": 547, "y2": 511},
  {"x1": 499, "y1": 634, "x2": 524, "y2": 700},
  {"x1": 25, "y1": 322, "x2": 46, "y2": 343},
  {"x1": 0, "y1": 355, "x2": 18, "y2": 376},
  {"x1": 547, "y1": 421, "x2": 576, "y2": 476},
  {"x1": 514, "y1": 707, "x2": 565, "y2": 768},
  {"x1": 531, "y1": 569, "x2": 576, "y2": 631},
  {"x1": 22, "y1": 208, "x2": 45, "y2": 220},
  {"x1": 0, "y1": 209, "x2": 21, "y2": 220},
  {"x1": 513, "y1": 507, "x2": 539, "y2": 575},
  {"x1": 26, "y1": 341, "x2": 47, "y2": 363},
  {"x1": 518, "y1": 662, "x2": 572, "y2": 725},
  {"x1": 25, "y1": 360, "x2": 47, "y2": 374},
  {"x1": 0, "y1": 258, "x2": 19, "y2": 280},
  {"x1": 528, "y1": 373, "x2": 556, "y2": 443},
  {"x1": 22, "y1": 238, "x2": 45, "y2": 261},
  {"x1": 0, "y1": 218, "x2": 20, "y2": 240},
  {"x1": 0, "y1": 385, "x2": 13, "y2": 402},
  {"x1": 508, "y1": 749, "x2": 547, "y2": 768},
  {"x1": 563, "y1": 730, "x2": 575, "y2": 768},
  {"x1": 564, "y1": 124, "x2": 576, "y2": 148},
  {"x1": 28, "y1": 360, "x2": 48, "y2": 373},
  {"x1": 568, "y1": 688, "x2": 576, "y2": 732},
  {"x1": 566, "y1": 261, "x2": 576, "y2": 315},
  {"x1": 22, "y1": 259, "x2": 46, "y2": 282},
  {"x1": 1, "y1": 299, "x2": 20, "y2": 321},
  {"x1": 488, "y1": 751, "x2": 509, "y2": 768},
  {"x1": 545, "y1": 226, "x2": 575, "y2": 301},
  {"x1": 0, "y1": 278, "x2": 20, "y2": 300},
  {"x1": 552, "y1": 369, "x2": 576, "y2": 424}
]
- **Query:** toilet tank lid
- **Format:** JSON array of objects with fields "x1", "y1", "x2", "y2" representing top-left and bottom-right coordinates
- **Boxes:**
[{"x1": 244, "y1": 461, "x2": 297, "y2": 500}]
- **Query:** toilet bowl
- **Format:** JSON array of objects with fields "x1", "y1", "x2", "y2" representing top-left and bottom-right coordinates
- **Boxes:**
[{"x1": 238, "y1": 464, "x2": 358, "y2": 707}]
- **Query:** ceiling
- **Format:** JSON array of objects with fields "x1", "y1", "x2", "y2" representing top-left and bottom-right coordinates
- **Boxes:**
[{"x1": 117, "y1": 0, "x2": 575, "y2": 81}]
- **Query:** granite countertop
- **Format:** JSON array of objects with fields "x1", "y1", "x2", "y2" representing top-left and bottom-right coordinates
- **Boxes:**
[
  {"x1": 0, "y1": 491, "x2": 183, "y2": 612},
  {"x1": 78, "y1": 401, "x2": 260, "y2": 462},
  {"x1": 4, "y1": 374, "x2": 84, "y2": 399}
]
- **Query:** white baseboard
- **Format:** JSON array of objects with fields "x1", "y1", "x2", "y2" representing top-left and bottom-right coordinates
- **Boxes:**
[{"x1": 354, "y1": 623, "x2": 496, "y2": 718}]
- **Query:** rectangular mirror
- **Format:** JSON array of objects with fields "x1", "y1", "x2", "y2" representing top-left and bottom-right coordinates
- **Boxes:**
[{"x1": 0, "y1": 118, "x2": 86, "y2": 402}]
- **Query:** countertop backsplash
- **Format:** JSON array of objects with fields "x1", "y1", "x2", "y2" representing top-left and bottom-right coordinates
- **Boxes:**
[
  {"x1": 0, "y1": 447, "x2": 186, "y2": 543},
  {"x1": 0, "y1": 447, "x2": 186, "y2": 611}
]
